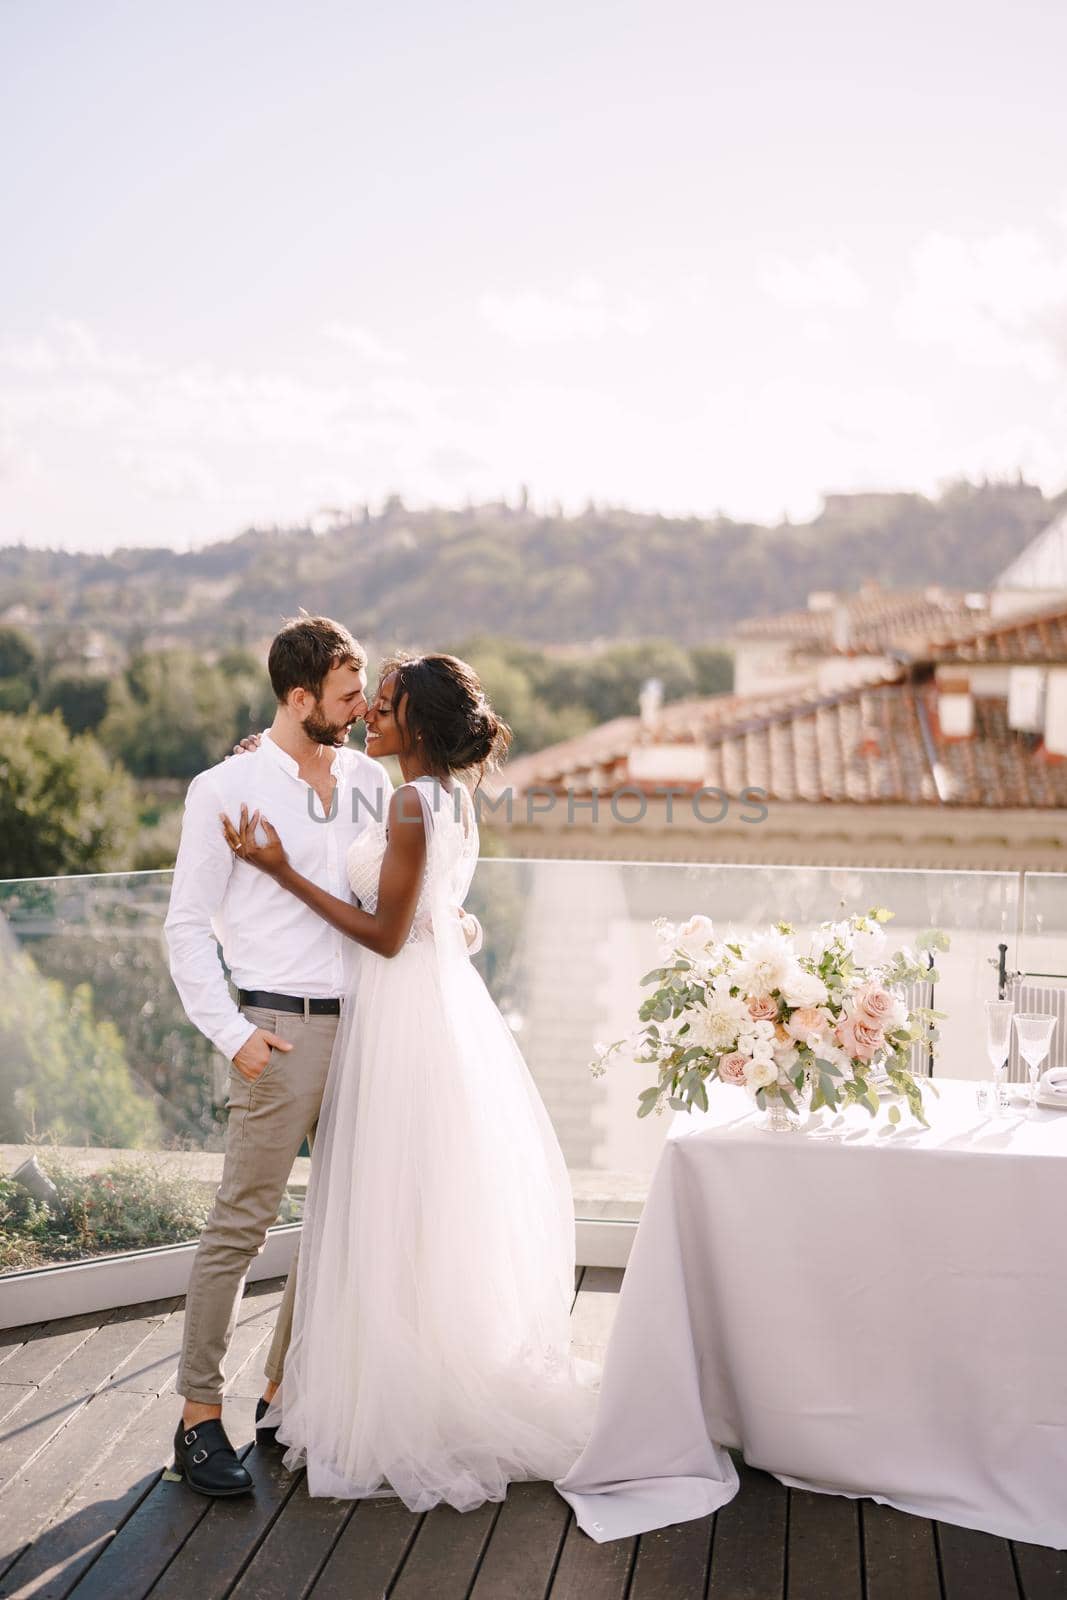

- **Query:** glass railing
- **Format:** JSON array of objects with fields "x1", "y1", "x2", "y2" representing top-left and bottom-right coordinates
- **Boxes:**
[{"x1": 0, "y1": 860, "x2": 1028, "y2": 1273}]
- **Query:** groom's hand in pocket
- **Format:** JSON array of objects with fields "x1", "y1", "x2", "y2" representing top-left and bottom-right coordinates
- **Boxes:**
[{"x1": 232, "y1": 1028, "x2": 293, "y2": 1082}]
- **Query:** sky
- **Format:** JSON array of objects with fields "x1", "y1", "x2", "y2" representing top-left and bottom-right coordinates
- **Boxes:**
[{"x1": 1, "y1": 0, "x2": 1066, "y2": 553}]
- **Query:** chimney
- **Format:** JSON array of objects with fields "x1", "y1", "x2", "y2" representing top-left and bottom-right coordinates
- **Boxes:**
[
  {"x1": 1008, "y1": 667, "x2": 1046, "y2": 732},
  {"x1": 936, "y1": 671, "x2": 974, "y2": 739},
  {"x1": 831, "y1": 603, "x2": 851, "y2": 652},
  {"x1": 638, "y1": 678, "x2": 664, "y2": 728},
  {"x1": 1043, "y1": 669, "x2": 1067, "y2": 757}
]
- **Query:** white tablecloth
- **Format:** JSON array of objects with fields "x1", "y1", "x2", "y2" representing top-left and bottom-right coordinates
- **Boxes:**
[{"x1": 554, "y1": 1078, "x2": 1067, "y2": 1547}]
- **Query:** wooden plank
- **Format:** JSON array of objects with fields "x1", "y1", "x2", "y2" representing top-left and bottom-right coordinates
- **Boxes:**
[
  {"x1": 103, "y1": 1302, "x2": 183, "y2": 1397},
  {"x1": 469, "y1": 1480, "x2": 570, "y2": 1600},
  {"x1": 545, "y1": 1515, "x2": 636, "y2": 1600},
  {"x1": 937, "y1": 1523, "x2": 1020, "y2": 1600},
  {"x1": 61, "y1": 1283, "x2": 279, "y2": 1600},
  {"x1": 1013, "y1": 1539, "x2": 1067, "y2": 1599},
  {"x1": 628, "y1": 1517, "x2": 714, "y2": 1600},
  {"x1": 0, "y1": 1326, "x2": 46, "y2": 1372},
  {"x1": 787, "y1": 1489, "x2": 862, "y2": 1600},
  {"x1": 144, "y1": 1436, "x2": 302, "y2": 1600},
  {"x1": 309, "y1": 1499, "x2": 423, "y2": 1600},
  {"x1": 227, "y1": 1478, "x2": 354, "y2": 1600},
  {"x1": 389, "y1": 1500, "x2": 500, "y2": 1600},
  {"x1": 0, "y1": 1390, "x2": 88, "y2": 1495},
  {"x1": 0, "y1": 1384, "x2": 35, "y2": 1430},
  {"x1": 61, "y1": 1398, "x2": 258, "y2": 1600},
  {"x1": 0, "y1": 1389, "x2": 148, "y2": 1582},
  {"x1": 862, "y1": 1502, "x2": 940, "y2": 1600},
  {"x1": 0, "y1": 1315, "x2": 111, "y2": 1391},
  {"x1": 707, "y1": 1459, "x2": 786, "y2": 1600},
  {"x1": 0, "y1": 1302, "x2": 179, "y2": 1494},
  {"x1": 567, "y1": 1269, "x2": 624, "y2": 1367},
  {"x1": 0, "y1": 1388, "x2": 185, "y2": 1600}
]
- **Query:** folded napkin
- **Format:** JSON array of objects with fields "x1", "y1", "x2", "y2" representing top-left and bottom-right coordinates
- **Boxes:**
[{"x1": 1038, "y1": 1066, "x2": 1067, "y2": 1098}]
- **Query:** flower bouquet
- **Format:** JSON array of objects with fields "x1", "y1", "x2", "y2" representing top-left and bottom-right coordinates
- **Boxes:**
[{"x1": 592, "y1": 908, "x2": 948, "y2": 1128}]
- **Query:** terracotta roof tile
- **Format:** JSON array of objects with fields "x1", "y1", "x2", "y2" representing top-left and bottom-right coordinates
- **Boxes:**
[{"x1": 734, "y1": 589, "x2": 982, "y2": 651}]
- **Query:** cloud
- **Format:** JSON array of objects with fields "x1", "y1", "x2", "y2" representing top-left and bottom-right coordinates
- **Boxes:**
[
  {"x1": 897, "y1": 224, "x2": 1067, "y2": 377},
  {"x1": 757, "y1": 252, "x2": 869, "y2": 311},
  {"x1": 321, "y1": 321, "x2": 406, "y2": 366},
  {"x1": 115, "y1": 447, "x2": 218, "y2": 500},
  {"x1": 479, "y1": 277, "x2": 652, "y2": 343}
]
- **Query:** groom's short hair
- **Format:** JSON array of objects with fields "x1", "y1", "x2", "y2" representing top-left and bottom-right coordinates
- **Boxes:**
[{"x1": 268, "y1": 615, "x2": 367, "y2": 703}]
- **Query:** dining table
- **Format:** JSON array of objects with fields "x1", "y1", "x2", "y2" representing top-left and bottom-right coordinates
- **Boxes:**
[{"x1": 554, "y1": 1076, "x2": 1067, "y2": 1549}]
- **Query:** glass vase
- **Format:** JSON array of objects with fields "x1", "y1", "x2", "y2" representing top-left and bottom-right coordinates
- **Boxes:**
[{"x1": 759, "y1": 1089, "x2": 800, "y2": 1134}]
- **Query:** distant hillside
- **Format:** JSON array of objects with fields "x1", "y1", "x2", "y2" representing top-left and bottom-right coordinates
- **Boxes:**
[{"x1": 1, "y1": 479, "x2": 1060, "y2": 652}]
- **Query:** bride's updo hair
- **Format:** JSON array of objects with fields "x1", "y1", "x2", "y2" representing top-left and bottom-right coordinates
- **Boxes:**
[{"x1": 381, "y1": 652, "x2": 511, "y2": 784}]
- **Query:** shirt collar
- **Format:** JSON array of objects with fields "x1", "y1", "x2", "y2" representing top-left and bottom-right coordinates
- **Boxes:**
[{"x1": 261, "y1": 729, "x2": 345, "y2": 782}]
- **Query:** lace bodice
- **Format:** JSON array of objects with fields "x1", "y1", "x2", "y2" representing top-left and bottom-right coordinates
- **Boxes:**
[
  {"x1": 346, "y1": 815, "x2": 434, "y2": 936},
  {"x1": 345, "y1": 778, "x2": 476, "y2": 944}
]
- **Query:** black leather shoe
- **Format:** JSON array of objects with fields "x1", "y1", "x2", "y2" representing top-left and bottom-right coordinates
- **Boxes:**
[
  {"x1": 255, "y1": 1397, "x2": 280, "y2": 1447},
  {"x1": 168, "y1": 1418, "x2": 253, "y2": 1496}
]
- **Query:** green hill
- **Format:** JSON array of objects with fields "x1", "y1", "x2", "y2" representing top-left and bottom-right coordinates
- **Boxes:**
[{"x1": 1, "y1": 478, "x2": 1059, "y2": 651}]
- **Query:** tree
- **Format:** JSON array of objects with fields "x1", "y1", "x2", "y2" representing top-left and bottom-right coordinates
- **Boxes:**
[
  {"x1": 98, "y1": 650, "x2": 276, "y2": 778},
  {"x1": 40, "y1": 672, "x2": 111, "y2": 735},
  {"x1": 0, "y1": 626, "x2": 39, "y2": 684},
  {"x1": 0, "y1": 948, "x2": 160, "y2": 1148},
  {"x1": 0, "y1": 712, "x2": 139, "y2": 878}
]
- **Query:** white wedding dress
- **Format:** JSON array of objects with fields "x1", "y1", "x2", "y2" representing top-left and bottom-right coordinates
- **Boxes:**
[{"x1": 265, "y1": 775, "x2": 602, "y2": 1511}]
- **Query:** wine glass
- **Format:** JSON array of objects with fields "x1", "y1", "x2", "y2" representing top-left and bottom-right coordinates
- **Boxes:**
[
  {"x1": 1012, "y1": 1013, "x2": 1057, "y2": 1114},
  {"x1": 984, "y1": 999, "x2": 1014, "y2": 1114}
]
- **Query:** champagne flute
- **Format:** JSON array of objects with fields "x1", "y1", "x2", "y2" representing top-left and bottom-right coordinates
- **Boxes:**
[
  {"x1": 1012, "y1": 1013, "x2": 1057, "y2": 1115},
  {"x1": 984, "y1": 999, "x2": 1014, "y2": 1114}
]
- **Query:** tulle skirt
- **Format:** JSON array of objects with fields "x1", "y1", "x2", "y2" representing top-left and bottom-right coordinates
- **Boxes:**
[{"x1": 266, "y1": 939, "x2": 602, "y2": 1511}]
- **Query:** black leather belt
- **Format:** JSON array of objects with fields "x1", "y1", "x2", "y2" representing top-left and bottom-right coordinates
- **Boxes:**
[{"x1": 238, "y1": 989, "x2": 342, "y2": 1016}]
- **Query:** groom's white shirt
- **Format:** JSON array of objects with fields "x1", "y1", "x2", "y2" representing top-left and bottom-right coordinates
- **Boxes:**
[{"x1": 164, "y1": 730, "x2": 391, "y2": 1060}]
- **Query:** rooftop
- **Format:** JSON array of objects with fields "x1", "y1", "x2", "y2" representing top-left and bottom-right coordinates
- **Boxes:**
[{"x1": 1, "y1": 1275, "x2": 1058, "y2": 1600}]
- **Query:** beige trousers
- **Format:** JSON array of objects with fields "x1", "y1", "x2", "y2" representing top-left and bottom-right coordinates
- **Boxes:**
[{"x1": 177, "y1": 1004, "x2": 339, "y2": 1404}]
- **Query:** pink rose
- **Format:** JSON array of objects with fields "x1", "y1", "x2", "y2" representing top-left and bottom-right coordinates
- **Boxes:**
[
  {"x1": 717, "y1": 1051, "x2": 748, "y2": 1085},
  {"x1": 836, "y1": 1012, "x2": 885, "y2": 1063},
  {"x1": 786, "y1": 1005, "x2": 830, "y2": 1043},
  {"x1": 748, "y1": 995, "x2": 778, "y2": 1021},
  {"x1": 854, "y1": 984, "x2": 896, "y2": 1026}
]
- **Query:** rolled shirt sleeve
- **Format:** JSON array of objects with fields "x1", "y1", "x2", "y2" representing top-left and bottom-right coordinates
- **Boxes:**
[{"x1": 163, "y1": 771, "x2": 257, "y2": 1061}]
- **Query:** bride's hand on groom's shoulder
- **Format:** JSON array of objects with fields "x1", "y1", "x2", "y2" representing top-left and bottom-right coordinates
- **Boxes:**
[
  {"x1": 228, "y1": 733, "x2": 262, "y2": 758},
  {"x1": 220, "y1": 805, "x2": 290, "y2": 877}
]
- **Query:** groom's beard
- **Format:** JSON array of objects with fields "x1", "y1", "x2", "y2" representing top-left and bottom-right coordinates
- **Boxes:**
[{"x1": 303, "y1": 704, "x2": 355, "y2": 746}]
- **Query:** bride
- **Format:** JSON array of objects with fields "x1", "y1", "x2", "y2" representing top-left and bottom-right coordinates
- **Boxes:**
[{"x1": 221, "y1": 652, "x2": 600, "y2": 1511}]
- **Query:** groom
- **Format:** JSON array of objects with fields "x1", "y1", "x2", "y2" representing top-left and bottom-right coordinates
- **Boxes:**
[{"x1": 164, "y1": 614, "x2": 481, "y2": 1496}]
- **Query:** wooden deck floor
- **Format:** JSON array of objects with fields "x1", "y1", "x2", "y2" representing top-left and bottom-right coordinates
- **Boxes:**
[{"x1": 0, "y1": 1268, "x2": 1062, "y2": 1600}]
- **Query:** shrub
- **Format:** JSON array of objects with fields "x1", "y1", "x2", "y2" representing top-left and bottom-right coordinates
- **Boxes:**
[
  {"x1": 0, "y1": 711, "x2": 138, "y2": 877},
  {"x1": 0, "y1": 1155, "x2": 211, "y2": 1272},
  {"x1": 0, "y1": 947, "x2": 160, "y2": 1148}
]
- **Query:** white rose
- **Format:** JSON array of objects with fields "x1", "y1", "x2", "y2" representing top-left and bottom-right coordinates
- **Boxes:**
[
  {"x1": 782, "y1": 968, "x2": 829, "y2": 1008},
  {"x1": 852, "y1": 924, "x2": 888, "y2": 969},
  {"x1": 744, "y1": 1057, "x2": 778, "y2": 1090},
  {"x1": 773, "y1": 1042, "x2": 800, "y2": 1073},
  {"x1": 674, "y1": 914, "x2": 717, "y2": 960}
]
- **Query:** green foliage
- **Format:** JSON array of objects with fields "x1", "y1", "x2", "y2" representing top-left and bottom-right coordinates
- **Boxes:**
[
  {"x1": 0, "y1": 626, "x2": 39, "y2": 683},
  {"x1": 0, "y1": 711, "x2": 138, "y2": 878},
  {"x1": 2, "y1": 955, "x2": 159, "y2": 1151},
  {"x1": 0, "y1": 1155, "x2": 210, "y2": 1271},
  {"x1": 0, "y1": 479, "x2": 1054, "y2": 651},
  {"x1": 39, "y1": 672, "x2": 110, "y2": 735},
  {"x1": 98, "y1": 649, "x2": 276, "y2": 778},
  {"x1": 0, "y1": 947, "x2": 160, "y2": 1147}
]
